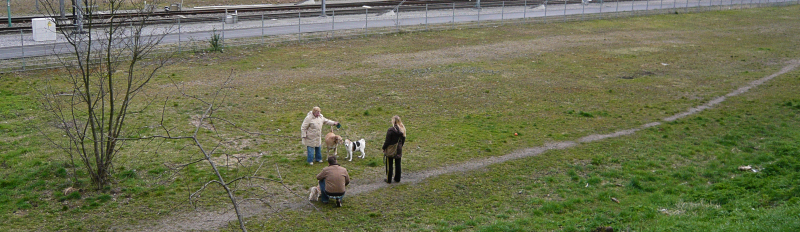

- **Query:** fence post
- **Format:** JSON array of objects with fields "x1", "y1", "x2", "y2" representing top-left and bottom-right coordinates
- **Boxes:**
[
  {"x1": 222, "y1": 22, "x2": 225, "y2": 48},
  {"x1": 298, "y1": 12, "x2": 301, "y2": 43},
  {"x1": 20, "y1": 29, "x2": 25, "y2": 71},
  {"x1": 502, "y1": 1, "x2": 505, "y2": 24},
  {"x1": 425, "y1": 4, "x2": 428, "y2": 30},
  {"x1": 261, "y1": 14, "x2": 264, "y2": 44},
  {"x1": 646, "y1": 0, "x2": 649, "y2": 15},
  {"x1": 396, "y1": 6, "x2": 399, "y2": 32},
  {"x1": 599, "y1": 0, "x2": 603, "y2": 20},
  {"x1": 545, "y1": 0, "x2": 548, "y2": 23},
  {"x1": 452, "y1": 2, "x2": 455, "y2": 29},
  {"x1": 581, "y1": 0, "x2": 585, "y2": 20},
  {"x1": 660, "y1": 0, "x2": 663, "y2": 13},
  {"x1": 477, "y1": 5, "x2": 481, "y2": 26},
  {"x1": 332, "y1": 10, "x2": 335, "y2": 38},
  {"x1": 365, "y1": 8, "x2": 368, "y2": 36},
  {"x1": 563, "y1": 0, "x2": 567, "y2": 22},
  {"x1": 617, "y1": 0, "x2": 621, "y2": 17},
  {"x1": 685, "y1": 0, "x2": 689, "y2": 13},
  {"x1": 524, "y1": 0, "x2": 527, "y2": 20},
  {"x1": 178, "y1": 18, "x2": 181, "y2": 53},
  {"x1": 631, "y1": 0, "x2": 635, "y2": 16},
  {"x1": 712, "y1": 0, "x2": 715, "y2": 11}
]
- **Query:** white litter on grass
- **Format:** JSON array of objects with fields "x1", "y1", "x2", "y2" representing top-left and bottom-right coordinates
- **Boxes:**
[
  {"x1": 661, "y1": 63, "x2": 669, "y2": 66},
  {"x1": 380, "y1": 10, "x2": 396, "y2": 17}
]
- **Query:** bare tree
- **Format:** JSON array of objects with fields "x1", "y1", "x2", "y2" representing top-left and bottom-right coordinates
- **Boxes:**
[
  {"x1": 121, "y1": 74, "x2": 319, "y2": 231},
  {"x1": 36, "y1": 0, "x2": 174, "y2": 189}
]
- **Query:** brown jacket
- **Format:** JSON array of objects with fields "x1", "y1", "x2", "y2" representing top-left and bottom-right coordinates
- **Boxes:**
[
  {"x1": 301, "y1": 111, "x2": 336, "y2": 147},
  {"x1": 316, "y1": 164, "x2": 350, "y2": 194},
  {"x1": 382, "y1": 126, "x2": 406, "y2": 158}
]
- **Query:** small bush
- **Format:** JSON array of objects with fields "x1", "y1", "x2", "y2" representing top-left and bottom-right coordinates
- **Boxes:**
[
  {"x1": 579, "y1": 111, "x2": 594, "y2": 118},
  {"x1": 59, "y1": 191, "x2": 81, "y2": 202},
  {"x1": 97, "y1": 194, "x2": 112, "y2": 203},
  {"x1": 55, "y1": 167, "x2": 67, "y2": 178},
  {"x1": 119, "y1": 170, "x2": 137, "y2": 179},
  {"x1": 628, "y1": 178, "x2": 643, "y2": 191},
  {"x1": 209, "y1": 29, "x2": 223, "y2": 53}
]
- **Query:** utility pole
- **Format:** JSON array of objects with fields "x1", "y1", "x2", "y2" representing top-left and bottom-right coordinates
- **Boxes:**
[
  {"x1": 60, "y1": 0, "x2": 66, "y2": 20},
  {"x1": 74, "y1": 0, "x2": 85, "y2": 33},
  {"x1": 321, "y1": 0, "x2": 326, "y2": 17},
  {"x1": 6, "y1": 0, "x2": 11, "y2": 27}
]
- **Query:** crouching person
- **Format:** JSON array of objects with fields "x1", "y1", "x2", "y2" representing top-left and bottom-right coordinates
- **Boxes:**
[{"x1": 316, "y1": 156, "x2": 350, "y2": 207}]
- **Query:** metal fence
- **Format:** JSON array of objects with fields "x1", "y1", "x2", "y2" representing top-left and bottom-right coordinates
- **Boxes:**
[{"x1": 1, "y1": 0, "x2": 797, "y2": 73}]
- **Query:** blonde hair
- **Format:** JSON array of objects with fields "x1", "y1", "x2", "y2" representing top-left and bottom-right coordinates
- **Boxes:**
[
  {"x1": 391, "y1": 115, "x2": 406, "y2": 137},
  {"x1": 312, "y1": 107, "x2": 321, "y2": 114}
]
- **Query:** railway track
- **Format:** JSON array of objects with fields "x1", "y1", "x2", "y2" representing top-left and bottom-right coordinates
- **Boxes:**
[
  {"x1": 0, "y1": 0, "x2": 489, "y2": 33},
  {"x1": 0, "y1": 0, "x2": 623, "y2": 33}
]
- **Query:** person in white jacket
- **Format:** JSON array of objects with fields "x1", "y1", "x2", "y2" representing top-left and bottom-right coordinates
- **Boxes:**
[{"x1": 301, "y1": 106, "x2": 339, "y2": 165}]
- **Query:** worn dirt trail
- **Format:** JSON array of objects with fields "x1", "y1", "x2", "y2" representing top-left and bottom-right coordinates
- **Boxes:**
[{"x1": 137, "y1": 59, "x2": 799, "y2": 231}]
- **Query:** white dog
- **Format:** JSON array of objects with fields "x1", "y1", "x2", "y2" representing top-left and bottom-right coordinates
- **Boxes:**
[
  {"x1": 344, "y1": 138, "x2": 366, "y2": 161},
  {"x1": 308, "y1": 185, "x2": 321, "y2": 201}
]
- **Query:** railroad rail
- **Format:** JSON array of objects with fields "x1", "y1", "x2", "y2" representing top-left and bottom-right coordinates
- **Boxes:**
[
  {"x1": 0, "y1": 0, "x2": 626, "y2": 33},
  {"x1": 1, "y1": 0, "x2": 497, "y2": 33}
]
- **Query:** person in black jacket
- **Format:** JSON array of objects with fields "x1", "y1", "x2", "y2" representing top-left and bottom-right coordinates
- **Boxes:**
[{"x1": 382, "y1": 115, "x2": 406, "y2": 183}]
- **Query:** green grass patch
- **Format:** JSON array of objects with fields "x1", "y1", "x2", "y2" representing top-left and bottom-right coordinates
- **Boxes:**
[{"x1": 1, "y1": 5, "x2": 800, "y2": 231}]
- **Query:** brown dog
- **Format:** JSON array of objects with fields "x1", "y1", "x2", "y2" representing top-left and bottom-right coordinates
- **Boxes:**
[{"x1": 324, "y1": 131, "x2": 343, "y2": 157}]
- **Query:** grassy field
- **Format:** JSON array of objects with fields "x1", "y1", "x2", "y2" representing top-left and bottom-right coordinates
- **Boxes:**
[{"x1": 1, "y1": 5, "x2": 800, "y2": 231}]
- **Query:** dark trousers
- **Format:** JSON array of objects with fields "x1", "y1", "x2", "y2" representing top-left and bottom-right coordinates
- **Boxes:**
[{"x1": 387, "y1": 157, "x2": 401, "y2": 182}]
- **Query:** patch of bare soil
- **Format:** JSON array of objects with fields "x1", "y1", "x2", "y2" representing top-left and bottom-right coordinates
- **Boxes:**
[
  {"x1": 209, "y1": 152, "x2": 263, "y2": 168},
  {"x1": 363, "y1": 32, "x2": 682, "y2": 70},
  {"x1": 190, "y1": 115, "x2": 216, "y2": 130},
  {"x1": 129, "y1": 56, "x2": 798, "y2": 231}
]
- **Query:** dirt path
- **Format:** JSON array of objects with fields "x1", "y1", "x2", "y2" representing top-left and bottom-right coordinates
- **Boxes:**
[{"x1": 138, "y1": 59, "x2": 799, "y2": 231}]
